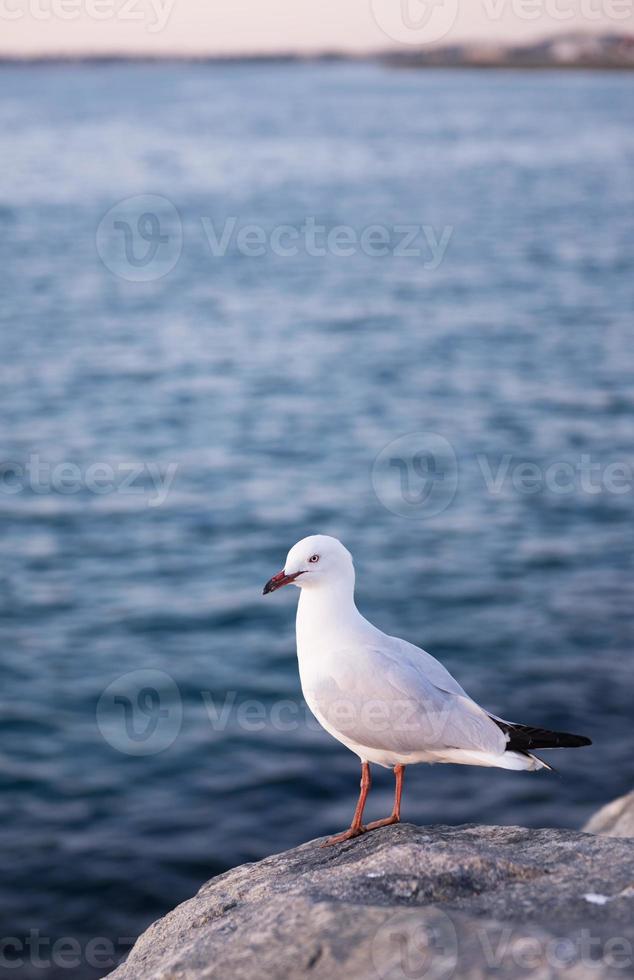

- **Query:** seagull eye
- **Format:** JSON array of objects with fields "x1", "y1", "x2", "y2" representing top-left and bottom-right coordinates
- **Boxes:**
[{"x1": 308, "y1": 554, "x2": 320, "y2": 563}]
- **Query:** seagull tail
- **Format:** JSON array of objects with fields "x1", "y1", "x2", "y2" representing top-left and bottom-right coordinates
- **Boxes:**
[{"x1": 490, "y1": 717, "x2": 592, "y2": 752}]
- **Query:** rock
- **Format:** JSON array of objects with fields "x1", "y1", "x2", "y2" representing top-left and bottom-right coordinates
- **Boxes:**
[
  {"x1": 584, "y1": 791, "x2": 634, "y2": 839},
  {"x1": 108, "y1": 823, "x2": 634, "y2": 980}
]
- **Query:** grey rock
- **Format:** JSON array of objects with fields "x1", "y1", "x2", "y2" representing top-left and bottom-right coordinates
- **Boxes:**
[
  {"x1": 584, "y1": 791, "x2": 634, "y2": 839},
  {"x1": 108, "y1": 824, "x2": 634, "y2": 980}
]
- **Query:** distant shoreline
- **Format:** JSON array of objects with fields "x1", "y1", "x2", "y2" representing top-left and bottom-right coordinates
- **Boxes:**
[
  {"x1": 0, "y1": 55, "x2": 632, "y2": 71},
  {"x1": 1, "y1": 32, "x2": 633, "y2": 71},
  {"x1": 0, "y1": 52, "x2": 351, "y2": 66}
]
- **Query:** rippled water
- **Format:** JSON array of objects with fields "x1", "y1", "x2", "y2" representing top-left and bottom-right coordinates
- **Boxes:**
[{"x1": 0, "y1": 62, "x2": 633, "y2": 978}]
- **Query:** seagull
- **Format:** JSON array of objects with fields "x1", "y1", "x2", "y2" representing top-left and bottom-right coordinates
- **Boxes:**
[{"x1": 263, "y1": 534, "x2": 591, "y2": 846}]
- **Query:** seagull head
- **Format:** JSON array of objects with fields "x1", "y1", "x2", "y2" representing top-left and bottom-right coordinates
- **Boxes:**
[{"x1": 263, "y1": 534, "x2": 354, "y2": 595}]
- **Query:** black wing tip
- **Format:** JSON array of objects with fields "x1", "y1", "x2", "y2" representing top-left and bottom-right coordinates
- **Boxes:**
[
  {"x1": 570, "y1": 733, "x2": 592, "y2": 747},
  {"x1": 492, "y1": 718, "x2": 592, "y2": 751}
]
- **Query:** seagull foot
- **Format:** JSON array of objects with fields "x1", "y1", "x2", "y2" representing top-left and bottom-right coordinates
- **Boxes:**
[
  {"x1": 320, "y1": 826, "x2": 367, "y2": 847},
  {"x1": 364, "y1": 815, "x2": 400, "y2": 831}
]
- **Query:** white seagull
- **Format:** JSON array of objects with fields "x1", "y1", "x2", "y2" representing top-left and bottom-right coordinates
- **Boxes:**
[{"x1": 264, "y1": 534, "x2": 591, "y2": 845}]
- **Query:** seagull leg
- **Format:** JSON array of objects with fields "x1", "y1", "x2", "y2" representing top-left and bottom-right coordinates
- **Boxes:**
[
  {"x1": 321, "y1": 761, "x2": 371, "y2": 846},
  {"x1": 365, "y1": 764, "x2": 405, "y2": 831}
]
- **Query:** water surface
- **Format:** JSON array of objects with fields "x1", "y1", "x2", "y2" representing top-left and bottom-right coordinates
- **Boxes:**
[{"x1": 0, "y1": 61, "x2": 633, "y2": 978}]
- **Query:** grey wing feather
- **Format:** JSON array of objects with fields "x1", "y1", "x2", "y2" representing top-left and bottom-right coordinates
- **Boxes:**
[
  {"x1": 307, "y1": 639, "x2": 507, "y2": 756},
  {"x1": 385, "y1": 636, "x2": 471, "y2": 697}
]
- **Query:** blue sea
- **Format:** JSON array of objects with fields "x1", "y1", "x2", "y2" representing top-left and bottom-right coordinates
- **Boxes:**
[{"x1": 0, "y1": 61, "x2": 633, "y2": 978}]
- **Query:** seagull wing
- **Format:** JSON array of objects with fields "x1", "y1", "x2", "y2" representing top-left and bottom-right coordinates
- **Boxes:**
[
  {"x1": 306, "y1": 636, "x2": 507, "y2": 757},
  {"x1": 387, "y1": 635, "x2": 471, "y2": 698}
]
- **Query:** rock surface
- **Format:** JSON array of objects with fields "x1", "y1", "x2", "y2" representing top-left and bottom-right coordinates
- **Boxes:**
[
  {"x1": 109, "y1": 823, "x2": 634, "y2": 980},
  {"x1": 584, "y1": 791, "x2": 634, "y2": 839}
]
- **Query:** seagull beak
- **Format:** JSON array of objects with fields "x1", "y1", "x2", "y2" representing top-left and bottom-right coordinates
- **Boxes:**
[{"x1": 263, "y1": 570, "x2": 302, "y2": 595}]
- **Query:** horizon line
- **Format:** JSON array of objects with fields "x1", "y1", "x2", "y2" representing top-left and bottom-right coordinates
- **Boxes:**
[{"x1": 1, "y1": 29, "x2": 632, "y2": 64}]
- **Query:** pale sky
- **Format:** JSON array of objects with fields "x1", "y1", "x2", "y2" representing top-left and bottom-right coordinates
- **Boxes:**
[{"x1": 1, "y1": 0, "x2": 631, "y2": 56}]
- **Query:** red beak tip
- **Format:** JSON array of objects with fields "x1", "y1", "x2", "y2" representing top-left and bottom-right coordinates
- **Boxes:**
[
  {"x1": 263, "y1": 570, "x2": 287, "y2": 595},
  {"x1": 263, "y1": 570, "x2": 302, "y2": 595}
]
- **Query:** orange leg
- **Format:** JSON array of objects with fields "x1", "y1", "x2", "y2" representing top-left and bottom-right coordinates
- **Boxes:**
[
  {"x1": 365, "y1": 764, "x2": 405, "y2": 831},
  {"x1": 322, "y1": 761, "x2": 371, "y2": 846}
]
